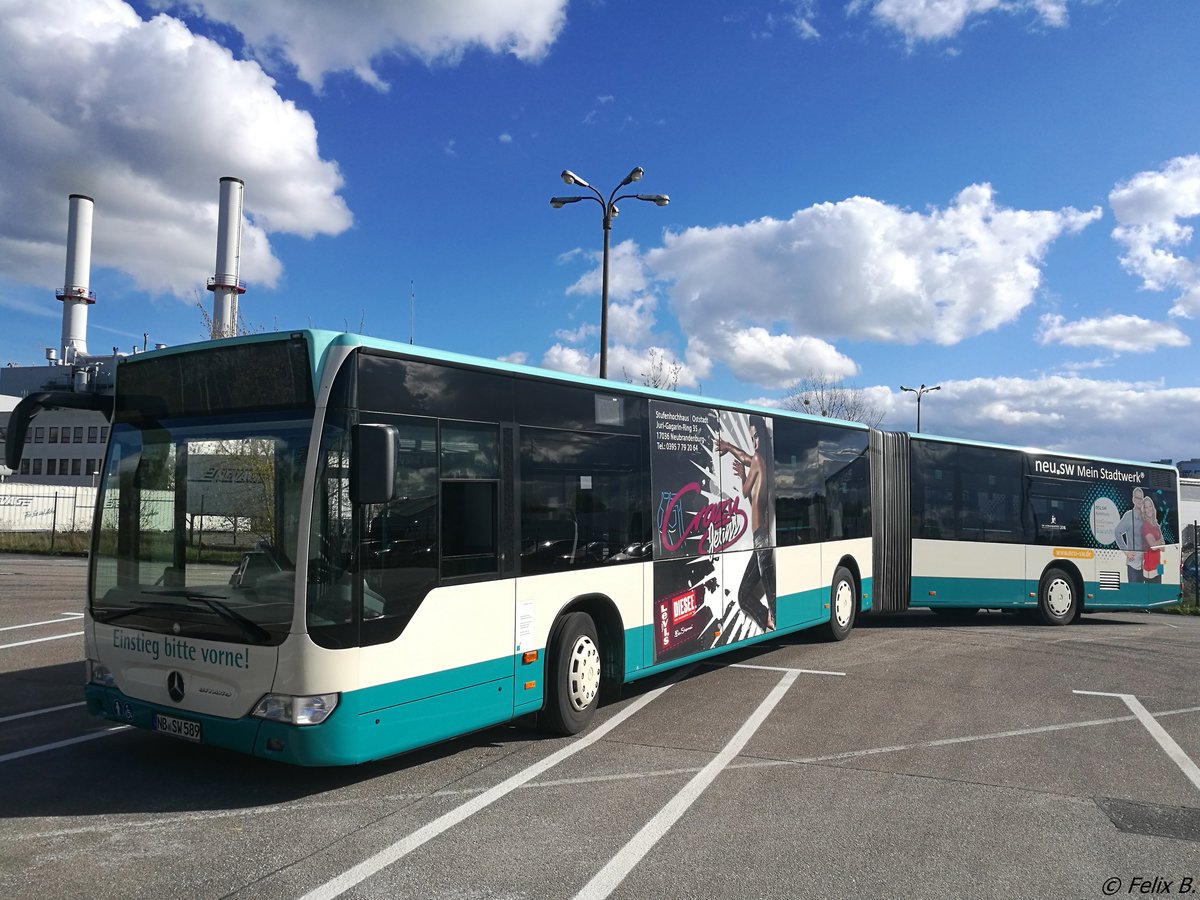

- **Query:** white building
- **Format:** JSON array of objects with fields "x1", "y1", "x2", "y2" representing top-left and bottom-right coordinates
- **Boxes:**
[
  {"x1": 0, "y1": 392, "x2": 17, "y2": 481},
  {"x1": 0, "y1": 363, "x2": 113, "y2": 487}
]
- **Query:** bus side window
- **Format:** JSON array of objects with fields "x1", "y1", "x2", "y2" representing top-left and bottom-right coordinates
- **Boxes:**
[
  {"x1": 822, "y1": 428, "x2": 870, "y2": 541},
  {"x1": 359, "y1": 419, "x2": 439, "y2": 644},
  {"x1": 772, "y1": 418, "x2": 825, "y2": 546},
  {"x1": 519, "y1": 428, "x2": 645, "y2": 574},
  {"x1": 440, "y1": 422, "x2": 500, "y2": 579}
]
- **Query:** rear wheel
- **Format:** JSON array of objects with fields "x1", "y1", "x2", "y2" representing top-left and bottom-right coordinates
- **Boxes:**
[
  {"x1": 542, "y1": 612, "x2": 602, "y2": 735},
  {"x1": 820, "y1": 567, "x2": 857, "y2": 642},
  {"x1": 1037, "y1": 567, "x2": 1078, "y2": 626}
]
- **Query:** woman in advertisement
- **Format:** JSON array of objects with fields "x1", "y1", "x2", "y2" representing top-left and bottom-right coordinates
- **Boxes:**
[
  {"x1": 717, "y1": 415, "x2": 777, "y2": 631},
  {"x1": 1141, "y1": 495, "x2": 1164, "y2": 584}
]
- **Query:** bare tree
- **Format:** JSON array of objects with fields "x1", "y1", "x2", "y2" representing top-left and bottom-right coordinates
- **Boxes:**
[
  {"x1": 195, "y1": 291, "x2": 262, "y2": 338},
  {"x1": 624, "y1": 348, "x2": 683, "y2": 392},
  {"x1": 783, "y1": 371, "x2": 885, "y2": 428}
]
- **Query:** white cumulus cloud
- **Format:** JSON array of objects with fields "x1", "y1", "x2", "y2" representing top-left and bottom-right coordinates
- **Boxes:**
[
  {"x1": 701, "y1": 329, "x2": 858, "y2": 389},
  {"x1": 647, "y1": 184, "x2": 1098, "y2": 355},
  {"x1": 565, "y1": 239, "x2": 650, "y2": 302},
  {"x1": 1038, "y1": 314, "x2": 1190, "y2": 353},
  {"x1": 541, "y1": 343, "x2": 595, "y2": 377},
  {"x1": 1110, "y1": 154, "x2": 1200, "y2": 318},
  {"x1": 0, "y1": 0, "x2": 351, "y2": 298},
  {"x1": 157, "y1": 0, "x2": 570, "y2": 90},
  {"x1": 901, "y1": 375, "x2": 1200, "y2": 462},
  {"x1": 850, "y1": 0, "x2": 1070, "y2": 43}
]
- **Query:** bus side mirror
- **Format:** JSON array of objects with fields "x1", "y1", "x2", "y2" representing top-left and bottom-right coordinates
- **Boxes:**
[{"x1": 350, "y1": 423, "x2": 398, "y2": 505}]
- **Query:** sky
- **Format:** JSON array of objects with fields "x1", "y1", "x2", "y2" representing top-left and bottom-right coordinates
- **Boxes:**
[{"x1": 1, "y1": 0, "x2": 1198, "y2": 464}]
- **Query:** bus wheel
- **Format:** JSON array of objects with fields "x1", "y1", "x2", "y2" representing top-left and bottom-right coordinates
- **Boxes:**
[
  {"x1": 1037, "y1": 568, "x2": 1078, "y2": 626},
  {"x1": 543, "y1": 612, "x2": 602, "y2": 735},
  {"x1": 820, "y1": 567, "x2": 857, "y2": 642}
]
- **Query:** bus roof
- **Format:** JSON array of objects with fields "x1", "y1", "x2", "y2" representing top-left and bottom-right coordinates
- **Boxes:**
[
  {"x1": 131, "y1": 328, "x2": 871, "y2": 433},
  {"x1": 127, "y1": 329, "x2": 1179, "y2": 474}
]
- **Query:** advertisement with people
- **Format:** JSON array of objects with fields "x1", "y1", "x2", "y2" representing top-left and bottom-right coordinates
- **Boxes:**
[
  {"x1": 650, "y1": 401, "x2": 776, "y2": 663},
  {"x1": 1031, "y1": 455, "x2": 1176, "y2": 584}
]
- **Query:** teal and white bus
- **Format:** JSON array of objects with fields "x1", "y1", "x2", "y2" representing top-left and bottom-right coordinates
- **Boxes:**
[{"x1": 6, "y1": 330, "x2": 1179, "y2": 765}]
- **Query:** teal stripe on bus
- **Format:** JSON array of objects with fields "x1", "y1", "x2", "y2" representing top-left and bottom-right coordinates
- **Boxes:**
[
  {"x1": 911, "y1": 575, "x2": 1034, "y2": 608},
  {"x1": 910, "y1": 574, "x2": 1180, "y2": 611},
  {"x1": 84, "y1": 582, "x2": 865, "y2": 766}
]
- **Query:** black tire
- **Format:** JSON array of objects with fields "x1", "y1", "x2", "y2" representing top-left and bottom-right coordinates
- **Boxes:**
[
  {"x1": 542, "y1": 612, "x2": 602, "y2": 735},
  {"x1": 819, "y1": 567, "x2": 857, "y2": 642},
  {"x1": 1037, "y1": 567, "x2": 1078, "y2": 626}
]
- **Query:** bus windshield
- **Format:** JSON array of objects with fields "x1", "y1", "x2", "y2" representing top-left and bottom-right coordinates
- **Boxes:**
[{"x1": 90, "y1": 414, "x2": 312, "y2": 645}]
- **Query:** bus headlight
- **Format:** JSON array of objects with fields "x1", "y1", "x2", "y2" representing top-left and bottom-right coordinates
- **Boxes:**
[
  {"x1": 87, "y1": 659, "x2": 117, "y2": 688},
  {"x1": 251, "y1": 692, "x2": 339, "y2": 726}
]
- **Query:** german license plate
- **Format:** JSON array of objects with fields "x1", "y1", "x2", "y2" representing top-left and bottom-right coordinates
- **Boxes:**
[{"x1": 153, "y1": 713, "x2": 202, "y2": 743}]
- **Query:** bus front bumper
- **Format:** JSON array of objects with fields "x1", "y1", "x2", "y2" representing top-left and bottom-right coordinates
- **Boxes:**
[{"x1": 84, "y1": 684, "x2": 365, "y2": 766}]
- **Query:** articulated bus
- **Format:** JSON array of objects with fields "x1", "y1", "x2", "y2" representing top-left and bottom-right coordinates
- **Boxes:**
[{"x1": 6, "y1": 330, "x2": 1180, "y2": 765}]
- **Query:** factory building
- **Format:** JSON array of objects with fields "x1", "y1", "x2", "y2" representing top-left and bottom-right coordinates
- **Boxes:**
[{"x1": 2, "y1": 180, "x2": 246, "y2": 487}]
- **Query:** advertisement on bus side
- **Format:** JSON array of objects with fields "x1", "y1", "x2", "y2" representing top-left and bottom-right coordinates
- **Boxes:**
[
  {"x1": 649, "y1": 401, "x2": 777, "y2": 662},
  {"x1": 1028, "y1": 454, "x2": 1176, "y2": 585}
]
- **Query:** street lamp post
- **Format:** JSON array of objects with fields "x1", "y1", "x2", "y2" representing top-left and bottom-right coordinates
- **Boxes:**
[
  {"x1": 900, "y1": 383, "x2": 941, "y2": 433},
  {"x1": 551, "y1": 167, "x2": 669, "y2": 379}
]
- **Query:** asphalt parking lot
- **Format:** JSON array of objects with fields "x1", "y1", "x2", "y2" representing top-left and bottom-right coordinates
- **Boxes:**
[{"x1": 2, "y1": 552, "x2": 1198, "y2": 900}]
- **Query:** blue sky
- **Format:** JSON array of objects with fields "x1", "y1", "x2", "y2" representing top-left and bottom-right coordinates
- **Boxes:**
[{"x1": 1, "y1": 0, "x2": 1198, "y2": 462}]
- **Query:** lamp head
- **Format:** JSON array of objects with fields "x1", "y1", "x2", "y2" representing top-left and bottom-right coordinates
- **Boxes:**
[
  {"x1": 621, "y1": 166, "x2": 645, "y2": 186},
  {"x1": 561, "y1": 169, "x2": 590, "y2": 189},
  {"x1": 637, "y1": 193, "x2": 670, "y2": 207},
  {"x1": 550, "y1": 196, "x2": 584, "y2": 208}
]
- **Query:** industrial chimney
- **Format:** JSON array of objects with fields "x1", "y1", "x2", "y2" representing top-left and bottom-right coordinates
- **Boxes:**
[
  {"x1": 207, "y1": 176, "x2": 246, "y2": 339},
  {"x1": 56, "y1": 193, "x2": 96, "y2": 363}
]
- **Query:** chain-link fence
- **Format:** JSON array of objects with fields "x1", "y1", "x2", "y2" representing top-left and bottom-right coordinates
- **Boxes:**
[
  {"x1": 1182, "y1": 521, "x2": 1198, "y2": 610},
  {"x1": 0, "y1": 483, "x2": 270, "y2": 559},
  {"x1": 0, "y1": 484, "x2": 96, "y2": 553}
]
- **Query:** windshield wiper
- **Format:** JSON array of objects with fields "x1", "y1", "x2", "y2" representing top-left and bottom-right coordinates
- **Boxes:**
[
  {"x1": 180, "y1": 593, "x2": 272, "y2": 644},
  {"x1": 93, "y1": 600, "x2": 186, "y2": 625},
  {"x1": 140, "y1": 589, "x2": 273, "y2": 644}
]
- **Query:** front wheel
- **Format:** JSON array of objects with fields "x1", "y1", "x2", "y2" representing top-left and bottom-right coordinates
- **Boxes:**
[
  {"x1": 1037, "y1": 567, "x2": 1078, "y2": 626},
  {"x1": 542, "y1": 612, "x2": 602, "y2": 735},
  {"x1": 820, "y1": 567, "x2": 857, "y2": 642}
]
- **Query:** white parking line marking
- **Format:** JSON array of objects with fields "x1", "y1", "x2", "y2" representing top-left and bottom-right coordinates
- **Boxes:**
[
  {"x1": 300, "y1": 675, "x2": 684, "y2": 900},
  {"x1": 730, "y1": 663, "x2": 845, "y2": 676},
  {"x1": 11, "y1": 704, "x2": 1200, "y2": 844},
  {"x1": 0, "y1": 613, "x2": 84, "y2": 632},
  {"x1": 0, "y1": 726, "x2": 129, "y2": 764},
  {"x1": 1075, "y1": 690, "x2": 1200, "y2": 792},
  {"x1": 0, "y1": 702, "x2": 86, "y2": 724},
  {"x1": 0, "y1": 631, "x2": 84, "y2": 651},
  {"x1": 574, "y1": 669, "x2": 799, "y2": 900}
]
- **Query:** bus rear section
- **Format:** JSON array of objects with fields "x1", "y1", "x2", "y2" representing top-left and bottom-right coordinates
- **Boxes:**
[{"x1": 869, "y1": 432, "x2": 1181, "y2": 623}]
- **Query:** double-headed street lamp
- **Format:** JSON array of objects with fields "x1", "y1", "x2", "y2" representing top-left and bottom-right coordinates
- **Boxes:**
[
  {"x1": 551, "y1": 166, "x2": 669, "y2": 379},
  {"x1": 900, "y1": 383, "x2": 940, "y2": 433}
]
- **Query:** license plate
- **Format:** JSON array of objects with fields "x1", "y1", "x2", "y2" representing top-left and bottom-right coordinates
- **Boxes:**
[{"x1": 153, "y1": 713, "x2": 202, "y2": 743}]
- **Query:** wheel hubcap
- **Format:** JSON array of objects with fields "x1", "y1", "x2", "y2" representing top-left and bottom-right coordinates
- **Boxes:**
[
  {"x1": 834, "y1": 580, "x2": 853, "y2": 628},
  {"x1": 1046, "y1": 578, "x2": 1072, "y2": 617},
  {"x1": 567, "y1": 635, "x2": 600, "y2": 711}
]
